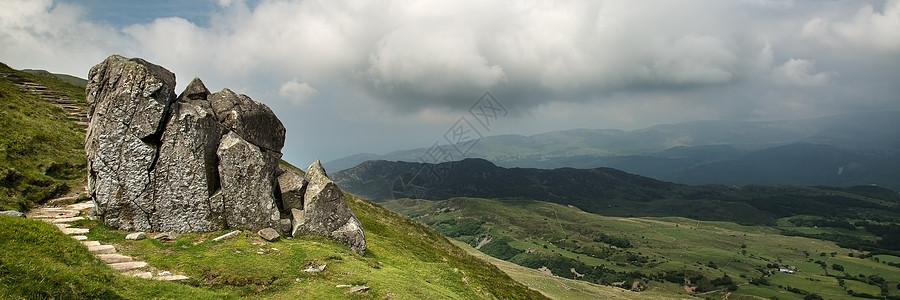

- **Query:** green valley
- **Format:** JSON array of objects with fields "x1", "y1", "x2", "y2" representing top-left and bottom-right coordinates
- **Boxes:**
[{"x1": 384, "y1": 197, "x2": 900, "y2": 299}]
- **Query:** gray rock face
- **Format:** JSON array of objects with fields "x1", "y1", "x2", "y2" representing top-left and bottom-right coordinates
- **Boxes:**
[
  {"x1": 217, "y1": 131, "x2": 281, "y2": 230},
  {"x1": 277, "y1": 170, "x2": 307, "y2": 211},
  {"x1": 151, "y1": 78, "x2": 224, "y2": 232},
  {"x1": 290, "y1": 160, "x2": 367, "y2": 255},
  {"x1": 209, "y1": 89, "x2": 285, "y2": 151},
  {"x1": 85, "y1": 55, "x2": 177, "y2": 231},
  {"x1": 85, "y1": 55, "x2": 366, "y2": 254}
]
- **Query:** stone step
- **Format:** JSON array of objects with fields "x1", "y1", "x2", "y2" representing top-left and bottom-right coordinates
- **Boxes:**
[
  {"x1": 55, "y1": 223, "x2": 71, "y2": 229},
  {"x1": 67, "y1": 202, "x2": 95, "y2": 211},
  {"x1": 51, "y1": 216, "x2": 84, "y2": 224},
  {"x1": 155, "y1": 275, "x2": 190, "y2": 281},
  {"x1": 28, "y1": 208, "x2": 80, "y2": 219},
  {"x1": 130, "y1": 271, "x2": 153, "y2": 279},
  {"x1": 61, "y1": 227, "x2": 89, "y2": 235},
  {"x1": 98, "y1": 253, "x2": 134, "y2": 264},
  {"x1": 72, "y1": 235, "x2": 88, "y2": 241},
  {"x1": 46, "y1": 196, "x2": 78, "y2": 206},
  {"x1": 82, "y1": 240, "x2": 100, "y2": 247},
  {"x1": 88, "y1": 244, "x2": 115, "y2": 254},
  {"x1": 109, "y1": 261, "x2": 147, "y2": 271}
]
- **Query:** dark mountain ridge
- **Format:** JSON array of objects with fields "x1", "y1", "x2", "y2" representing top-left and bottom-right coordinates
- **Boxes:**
[{"x1": 334, "y1": 158, "x2": 900, "y2": 227}]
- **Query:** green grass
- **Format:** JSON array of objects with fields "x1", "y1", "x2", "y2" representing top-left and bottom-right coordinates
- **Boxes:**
[
  {"x1": 384, "y1": 197, "x2": 900, "y2": 299},
  {"x1": 0, "y1": 215, "x2": 229, "y2": 299},
  {"x1": 0, "y1": 62, "x2": 87, "y2": 211}
]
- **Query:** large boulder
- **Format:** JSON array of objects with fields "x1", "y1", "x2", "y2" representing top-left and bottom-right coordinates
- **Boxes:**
[
  {"x1": 85, "y1": 55, "x2": 177, "y2": 231},
  {"x1": 150, "y1": 78, "x2": 226, "y2": 232},
  {"x1": 290, "y1": 160, "x2": 366, "y2": 255},
  {"x1": 85, "y1": 55, "x2": 366, "y2": 254}
]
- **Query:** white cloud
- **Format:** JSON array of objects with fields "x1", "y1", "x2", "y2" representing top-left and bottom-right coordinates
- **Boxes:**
[
  {"x1": 773, "y1": 58, "x2": 837, "y2": 87},
  {"x1": 0, "y1": 0, "x2": 127, "y2": 76},
  {"x1": 802, "y1": 0, "x2": 900, "y2": 51},
  {"x1": 279, "y1": 79, "x2": 318, "y2": 106},
  {"x1": 365, "y1": 25, "x2": 507, "y2": 96}
]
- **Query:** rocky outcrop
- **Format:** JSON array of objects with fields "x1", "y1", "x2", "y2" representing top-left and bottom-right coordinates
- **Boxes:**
[{"x1": 85, "y1": 55, "x2": 365, "y2": 254}]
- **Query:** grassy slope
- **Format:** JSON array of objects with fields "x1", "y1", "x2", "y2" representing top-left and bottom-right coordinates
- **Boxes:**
[
  {"x1": 0, "y1": 62, "x2": 86, "y2": 211},
  {"x1": 20, "y1": 69, "x2": 88, "y2": 87},
  {"x1": 0, "y1": 62, "x2": 545, "y2": 299},
  {"x1": 74, "y1": 192, "x2": 546, "y2": 299},
  {"x1": 384, "y1": 197, "x2": 900, "y2": 299}
]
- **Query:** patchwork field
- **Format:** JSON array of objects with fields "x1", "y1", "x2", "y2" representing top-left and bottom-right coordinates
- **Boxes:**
[{"x1": 384, "y1": 197, "x2": 900, "y2": 299}]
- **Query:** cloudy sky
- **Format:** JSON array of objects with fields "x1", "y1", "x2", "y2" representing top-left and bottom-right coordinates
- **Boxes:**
[{"x1": 2, "y1": 0, "x2": 899, "y2": 165}]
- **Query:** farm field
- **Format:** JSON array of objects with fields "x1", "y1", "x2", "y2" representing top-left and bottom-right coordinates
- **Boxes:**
[{"x1": 384, "y1": 197, "x2": 900, "y2": 299}]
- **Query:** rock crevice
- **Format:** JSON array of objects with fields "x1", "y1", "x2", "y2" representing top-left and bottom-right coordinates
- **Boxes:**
[{"x1": 85, "y1": 55, "x2": 365, "y2": 254}]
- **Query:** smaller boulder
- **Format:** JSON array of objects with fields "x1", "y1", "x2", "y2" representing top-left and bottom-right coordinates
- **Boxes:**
[
  {"x1": 292, "y1": 160, "x2": 366, "y2": 255},
  {"x1": 0, "y1": 211, "x2": 24, "y2": 218},
  {"x1": 279, "y1": 219, "x2": 292, "y2": 235},
  {"x1": 258, "y1": 228, "x2": 280, "y2": 242},
  {"x1": 302, "y1": 264, "x2": 326, "y2": 273},
  {"x1": 346, "y1": 285, "x2": 370, "y2": 294},
  {"x1": 153, "y1": 232, "x2": 178, "y2": 242},
  {"x1": 125, "y1": 232, "x2": 147, "y2": 240},
  {"x1": 277, "y1": 170, "x2": 307, "y2": 211}
]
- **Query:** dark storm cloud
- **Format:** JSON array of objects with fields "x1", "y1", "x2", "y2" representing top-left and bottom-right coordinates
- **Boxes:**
[{"x1": 2, "y1": 0, "x2": 898, "y2": 162}]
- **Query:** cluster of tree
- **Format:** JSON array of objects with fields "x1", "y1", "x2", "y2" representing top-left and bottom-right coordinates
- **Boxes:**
[
  {"x1": 778, "y1": 285, "x2": 822, "y2": 299},
  {"x1": 512, "y1": 253, "x2": 644, "y2": 286},
  {"x1": 478, "y1": 237, "x2": 521, "y2": 260},
  {"x1": 659, "y1": 270, "x2": 736, "y2": 293},
  {"x1": 592, "y1": 233, "x2": 633, "y2": 248},
  {"x1": 858, "y1": 222, "x2": 900, "y2": 250},
  {"x1": 430, "y1": 218, "x2": 485, "y2": 238},
  {"x1": 788, "y1": 218, "x2": 856, "y2": 230}
]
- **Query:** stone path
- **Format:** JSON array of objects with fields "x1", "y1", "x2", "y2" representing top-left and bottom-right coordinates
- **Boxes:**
[
  {"x1": 0, "y1": 70, "x2": 90, "y2": 129},
  {"x1": 27, "y1": 200, "x2": 189, "y2": 281}
]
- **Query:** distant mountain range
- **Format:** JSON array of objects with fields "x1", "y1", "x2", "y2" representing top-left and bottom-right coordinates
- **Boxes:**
[
  {"x1": 327, "y1": 111, "x2": 900, "y2": 190},
  {"x1": 333, "y1": 158, "x2": 900, "y2": 226}
]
